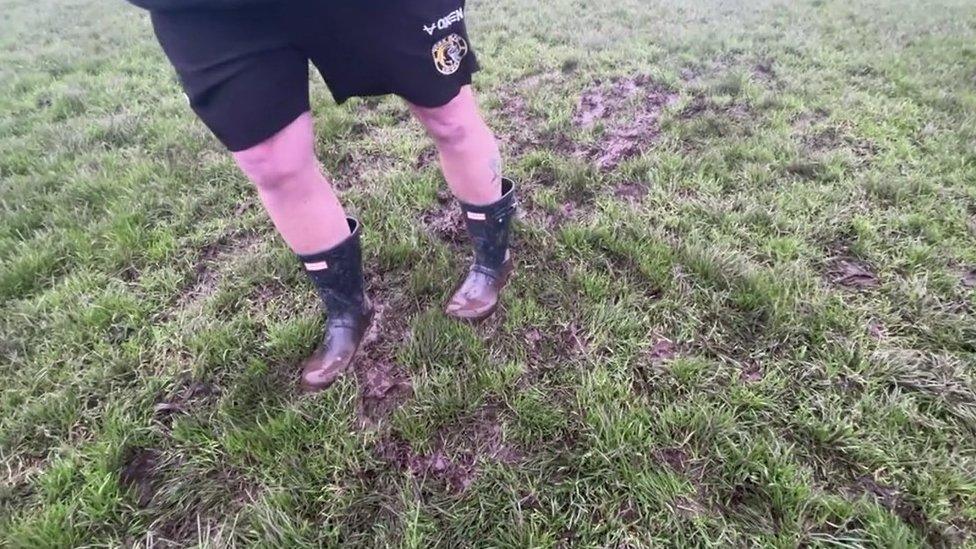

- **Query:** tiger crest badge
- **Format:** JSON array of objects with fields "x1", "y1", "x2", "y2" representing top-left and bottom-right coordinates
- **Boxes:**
[{"x1": 431, "y1": 33, "x2": 468, "y2": 76}]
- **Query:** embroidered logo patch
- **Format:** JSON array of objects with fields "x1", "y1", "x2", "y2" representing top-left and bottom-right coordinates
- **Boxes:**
[{"x1": 431, "y1": 33, "x2": 468, "y2": 76}]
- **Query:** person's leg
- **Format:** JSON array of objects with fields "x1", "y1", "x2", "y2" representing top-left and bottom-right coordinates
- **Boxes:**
[
  {"x1": 151, "y1": 6, "x2": 371, "y2": 392},
  {"x1": 407, "y1": 85, "x2": 502, "y2": 206},
  {"x1": 232, "y1": 112, "x2": 372, "y2": 392},
  {"x1": 407, "y1": 86, "x2": 516, "y2": 321},
  {"x1": 232, "y1": 112, "x2": 350, "y2": 254}
]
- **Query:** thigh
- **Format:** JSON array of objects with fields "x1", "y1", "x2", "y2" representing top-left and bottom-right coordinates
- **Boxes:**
[
  {"x1": 151, "y1": 6, "x2": 311, "y2": 151},
  {"x1": 293, "y1": 0, "x2": 479, "y2": 107}
]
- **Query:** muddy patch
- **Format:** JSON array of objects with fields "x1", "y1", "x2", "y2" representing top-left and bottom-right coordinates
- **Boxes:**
[
  {"x1": 119, "y1": 264, "x2": 140, "y2": 283},
  {"x1": 249, "y1": 279, "x2": 288, "y2": 309},
  {"x1": 673, "y1": 495, "x2": 709, "y2": 519},
  {"x1": 173, "y1": 231, "x2": 263, "y2": 311},
  {"x1": 414, "y1": 145, "x2": 438, "y2": 170},
  {"x1": 356, "y1": 359, "x2": 412, "y2": 428},
  {"x1": 784, "y1": 160, "x2": 825, "y2": 180},
  {"x1": 4, "y1": 455, "x2": 46, "y2": 505},
  {"x1": 960, "y1": 268, "x2": 976, "y2": 289},
  {"x1": 751, "y1": 58, "x2": 776, "y2": 83},
  {"x1": 493, "y1": 87, "x2": 539, "y2": 157},
  {"x1": 867, "y1": 319, "x2": 887, "y2": 340},
  {"x1": 572, "y1": 76, "x2": 679, "y2": 170},
  {"x1": 518, "y1": 70, "x2": 563, "y2": 91},
  {"x1": 519, "y1": 175, "x2": 597, "y2": 231},
  {"x1": 376, "y1": 404, "x2": 520, "y2": 493},
  {"x1": 680, "y1": 95, "x2": 752, "y2": 122},
  {"x1": 801, "y1": 128, "x2": 877, "y2": 165},
  {"x1": 739, "y1": 361, "x2": 764, "y2": 383},
  {"x1": 153, "y1": 380, "x2": 219, "y2": 428},
  {"x1": 492, "y1": 86, "x2": 576, "y2": 162},
  {"x1": 656, "y1": 447, "x2": 689, "y2": 472},
  {"x1": 376, "y1": 437, "x2": 477, "y2": 493},
  {"x1": 793, "y1": 109, "x2": 875, "y2": 159},
  {"x1": 613, "y1": 182, "x2": 649, "y2": 202},
  {"x1": 676, "y1": 96, "x2": 754, "y2": 148},
  {"x1": 827, "y1": 257, "x2": 879, "y2": 289},
  {"x1": 617, "y1": 498, "x2": 640, "y2": 522},
  {"x1": 327, "y1": 148, "x2": 400, "y2": 191},
  {"x1": 560, "y1": 321, "x2": 591, "y2": 356},
  {"x1": 516, "y1": 320, "x2": 590, "y2": 386},
  {"x1": 233, "y1": 197, "x2": 257, "y2": 217},
  {"x1": 524, "y1": 326, "x2": 544, "y2": 348},
  {"x1": 635, "y1": 335, "x2": 677, "y2": 390},
  {"x1": 647, "y1": 335, "x2": 677, "y2": 365},
  {"x1": 175, "y1": 250, "x2": 220, "y2": 309},
  {"x1": 680, "y1": 66, "x2": 702, "y2": 83},
  {"x1": 847, "y1": 476, "x2": 930, "y2": 534},
  {"x1": 420, "y1": 205, "x2": 466, "y2": 245},
  {"x1": 792, "y1": 108, "x2": 830, "y2": 131},
  {"x1": 516, "y1": 319, "x2": 589, "y2": 383},
  {"x1": 152, "y1": 466, "x2": 259, "y2": 545},
  {"x1": 119, "y1": 447, "x2": 160, "y2": 507},
  {"x1": 801, "y1": 127, "x2": 843, "y2": 153},
  {"x1": 349, "y1": 295, "x2": 416, "y2": 428}
]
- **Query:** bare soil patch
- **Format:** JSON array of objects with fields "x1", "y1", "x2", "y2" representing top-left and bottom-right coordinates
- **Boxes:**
[
  {"x1": 751, "y1": 58, "x2": 776, "y2": 82},
  {"x1": 612, "y1": 182, "x2": 649, "y2": 202},
  {"x1": 376, "y1": 404, "x2": 519, "y2": 493},
  {"x1": 345, "y1": 293, "x2": 416, "y2": 428},
  {"x1": 960, "y1": 267, "x2": 976, "y2": 289},
  {"x1": 119, "y1": 447, "x2": 160, "y2": 508},
  {"x1": 827, "y1": 257, "x2": 879, "y2": 289},
  {"x1": 356, "y1": 357, "x2": 412, "y2": 428},
  {"x1": 153, "y1": 380, "x2": 218, "y2": 428},
  {"x1": 421, "y1": 205, "x2": 466, "y2": 245},
  {"x1": 739, "y1": 361, "x2": 764, "y2": 383},
  {"x1": 175, "y1": 231, "x2": 262, "y2": 310},
  {"x1": 656, "y1": 447, "x2": 690, "y2": 472},
  {"x1": 572, "y1": 76, "x2": 679, "y2": 170},
  {"x1": 647, "y1": 336, "x2": 677, "y2": 365},
  {"x1": 680, "y1": 95, "x2": 752, "y2": 122}
]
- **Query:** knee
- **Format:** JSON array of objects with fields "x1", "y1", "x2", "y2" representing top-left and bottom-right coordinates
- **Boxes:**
[
  {"x1": 420, "y1": 111, "x2": 471, "y2": 147},
  {"x1": 234, "y1": 141, "x2": 314, "y2": 192},
  {"x1": 233, "y1": 117, "x2": 315, "y2": 191}
]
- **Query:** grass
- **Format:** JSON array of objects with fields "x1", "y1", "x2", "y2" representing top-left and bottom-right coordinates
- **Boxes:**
[{"x1": 2, "y1": 0, "x2": 976, "y2": 546}]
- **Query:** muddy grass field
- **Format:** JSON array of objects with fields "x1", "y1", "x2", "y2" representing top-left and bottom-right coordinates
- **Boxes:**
[{"x1": 2, "y1": 0, "x2": 976, "y2": 546}]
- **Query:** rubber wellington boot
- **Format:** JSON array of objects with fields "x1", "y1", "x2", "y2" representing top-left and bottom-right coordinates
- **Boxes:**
[
  {"x1": 298, "y1": 218, "x2": 373, "y2": 392},
  {"x1": 446, "y1": 177, "x2": 517, "y2": 321}
]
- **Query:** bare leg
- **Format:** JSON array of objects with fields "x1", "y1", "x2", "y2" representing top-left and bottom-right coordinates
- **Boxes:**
[
  {"x1": 233, "y1": 111, "x2": 371, "y2": 392},
  {"x1": 407, "y1": 85, "x2": 502, "y2": 206},
  {"x1": 232, "y1": 112, "x2": 350, "y2": 254},
  {"x1": 408, "y1": 86, "x2": 516, "y2": 321}
]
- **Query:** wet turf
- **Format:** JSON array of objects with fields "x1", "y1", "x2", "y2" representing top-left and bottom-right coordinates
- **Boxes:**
[{"x1": 2, "y1": 0, "x2": 976, "y2": 546}]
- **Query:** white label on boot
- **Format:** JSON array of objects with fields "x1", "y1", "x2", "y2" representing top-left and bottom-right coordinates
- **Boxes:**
[
  {"x1": 466, "y1": 212, "x2": 486, "y2": 220},
  {"x1": 304, "y1": 260, "x2": 329, "y2": 271}
]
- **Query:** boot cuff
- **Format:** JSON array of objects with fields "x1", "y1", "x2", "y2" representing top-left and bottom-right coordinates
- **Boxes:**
[
  {"x1": 459, "y1": 178, "x2": 516, "y2": 219},
  {"x1": 298, "y1": 217, "x2": 361, "y2": 272}
]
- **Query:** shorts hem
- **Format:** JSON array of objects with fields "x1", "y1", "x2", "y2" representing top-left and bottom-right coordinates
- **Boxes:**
[
  {"x1": 334, "y1": 66, "x2": 479, "y2": 109},
  {"x1": 221, "y1": 103, "x2": 309, "y2": 152}
]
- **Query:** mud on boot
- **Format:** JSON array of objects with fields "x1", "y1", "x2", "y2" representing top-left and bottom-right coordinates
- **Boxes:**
[
  {"x1": 298, "y1": 218, "x2": 373, "y2": 392},
  {"x1": 446, "y1": 177, "x2": 517, "y2": 321}
]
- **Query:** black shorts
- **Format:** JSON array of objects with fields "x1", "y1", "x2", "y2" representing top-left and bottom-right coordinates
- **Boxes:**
[{"x1": 150, "y1": 0, "x2": 478, "y2": 151}]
